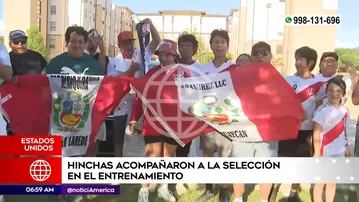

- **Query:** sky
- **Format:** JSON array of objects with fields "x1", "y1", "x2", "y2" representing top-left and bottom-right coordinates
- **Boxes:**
[{"x1": 0, "y1": 0, "x2": 358, "y2": 48}]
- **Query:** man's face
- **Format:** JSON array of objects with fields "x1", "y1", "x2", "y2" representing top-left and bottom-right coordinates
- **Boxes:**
[
  {"x1": 67, "y1": 32, "x2": 85, "y2": 58},
  {"x1": 119, "y1": 40, "x2": 135, "y2": 57},
  {"x1": 210, "y1": 36, "x2": 228, "y2": 57},
  {"x1": 295, "y1": 55, "x2": 312, "y2": 75},
  {"x1": 86, "y1": 36, "x2": 98, "y2": 53},
  {"x1": 179, "y1": 42, "x2": 194, "y2": 59},
  {"x1": 9, "y1": 38, "x2": 28, "y2": 54},
  {"x1": 320, "y1": 56, "x2": 338, "y2": 76},
  {"x1": 251, "y1": 48, "x2": 272, "y2": 63}
]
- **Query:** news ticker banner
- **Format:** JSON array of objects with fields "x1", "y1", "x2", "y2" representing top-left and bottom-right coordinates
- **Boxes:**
[
  {"x1": 0, "y1": 185, "x2": 119, "y2": 195},
  {"x1": 0, "y1": 157, "x2": 358, "y2": 184},
  {"x1": 0, "y1": 136, "x2": 357, "y2": 184},
  {"x1": 60, "y1": 157, "x2": 358, "y2": 184}
]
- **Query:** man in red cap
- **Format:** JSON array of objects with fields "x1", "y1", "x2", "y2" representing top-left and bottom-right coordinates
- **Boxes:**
[{"x1": 107, "y1": 18, "x2": 161, "y2": 158}]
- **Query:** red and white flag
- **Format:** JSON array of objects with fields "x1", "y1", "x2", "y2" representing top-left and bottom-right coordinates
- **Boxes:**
[
  {"x1": 0, "y1": 75, "x2": 131, "y2": 156},
  {"x1": 130, "y1": 63, "x2": 304, "y2": 146}
]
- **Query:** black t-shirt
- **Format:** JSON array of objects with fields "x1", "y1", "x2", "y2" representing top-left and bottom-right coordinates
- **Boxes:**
[
  {"x1": 9, "y1": 49, "x2": 47, "y2": 76},
  {"x1": 92, "y1": 52, "x2": 109, "y2": 71}
]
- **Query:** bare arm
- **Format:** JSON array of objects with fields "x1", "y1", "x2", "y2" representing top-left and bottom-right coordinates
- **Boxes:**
[
  {"x1": 0, "y1": 64, "x2": 12, "y2": 82},
  {"x1": 94, "y1": 36, "x2": 107, "y2": 70},
  {"x1": 352, "y1": 82, "x2": 359, "y2": 105},
  {"x1": 346, "y1": 62, "x2": 359, "y2": 90},
  {"x1": 142, "y1": 18, "x2": 161, "y2": 54},
  {"x1": 0, "y1": 45, "x2": 13, "y2": 81}
]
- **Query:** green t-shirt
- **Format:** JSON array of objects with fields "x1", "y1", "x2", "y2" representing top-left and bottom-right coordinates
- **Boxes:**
[{"x1": 43, "y1": 52, "x2": 105, "y2": 75}]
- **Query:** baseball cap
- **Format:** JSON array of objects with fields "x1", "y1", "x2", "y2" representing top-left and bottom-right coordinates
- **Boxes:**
[
  {"x1": 9, "y1": 30, "x2": 28, "y2": 41},
  {"x1": 117, "y1": 31, "x2": 135, "y2": 42},
  {"x1": 320, "y1": 52, "x2": 339, "y2": 63},
  {"x1": 154, "y1": 39, "x2": 179, "y2": 56},
  {"x1": 251, "y1": 41, "x2": 271, "y2": 55}
]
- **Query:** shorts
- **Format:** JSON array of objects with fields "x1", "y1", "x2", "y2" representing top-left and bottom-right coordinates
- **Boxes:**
[
  {"x1": 200, "y1": 131, "x2": 232, "y2": 157},
  {"x1": 94, "y1": 122, "x2": 107, "y2": 142},
  {"x1": 176, "y1": 141, "x2": 192, "y2": 157},
  {"x1": 144, "y1": 135, "x2": 179, "y2": 146},
  {"x1": 231, "y1": 141, "x2": 278, "y2": 157},
  {"x1": 278, "y1": 130, "x2": 313, "y2": 157},
  {"x1": 113, "y1": 115, "x2": 128, "y2": 146}
]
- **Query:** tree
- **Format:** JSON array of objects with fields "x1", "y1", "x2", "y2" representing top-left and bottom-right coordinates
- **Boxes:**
[
  {"x1": 180, "y1": 29, "x2": 234, "y2": 64},
  {"x1": 27, "y1": 27, "x2": 49, "y2": 60},
  {"x1": 271, "y1": 56, "x2": 284, "y2": 73},
  {"x1": 186, "y1": 28, "x2": 211, "y2": 64},
  {"x1": 335, "y1": 48, "x2": 359, "y2": 71}
]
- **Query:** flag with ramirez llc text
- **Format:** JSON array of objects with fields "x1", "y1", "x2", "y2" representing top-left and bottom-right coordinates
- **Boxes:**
[
  {"x1": 0, "y1": 75, "x2": 131, "y2": 156},
  {"x1": 130, "y1": 63, "x2": 304, "y2": 146}
]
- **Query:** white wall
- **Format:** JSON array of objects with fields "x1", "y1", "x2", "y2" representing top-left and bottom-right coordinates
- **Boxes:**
[
  {"x1": 243, "y1": 0, "x2": 285, "y2": 41},
  {"x1": 48, "y1": 0, "x2": 67, "y2": 34},
  {"x1": 67, "y1": 0, "x2": 95, "y2": 31}
]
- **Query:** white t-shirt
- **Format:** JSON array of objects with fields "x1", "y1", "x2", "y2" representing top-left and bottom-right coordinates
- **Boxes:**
[
  {"x1": 107, "y1": 46, "x2": 152, "y2": 117},
  {"x1": 316, "y1": 73, "x2": 352, "y2": 104},
  {"x1": 200, "y1": 59, "x2": 233, "y2": 75},
  {"x1": 285, "y1": 75, "x2": 324, "y2": 130},
  {"x1": 178, "y1": 61, "x2": 202, "y2": 76},
  {"x1": 0, "y1": 44, "x2": 12, "y2": 135},
  {"x1": 313, "y1": 103, "x2": 348, "y2": 156}
]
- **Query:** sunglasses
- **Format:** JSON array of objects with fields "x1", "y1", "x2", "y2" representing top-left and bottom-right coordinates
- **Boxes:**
[
  {"x1": 12, "y1": 40, "x2": 27, "y2": 45},
  {"x1": 252, "y1": 50, "x2": 270, "y2": 57}
]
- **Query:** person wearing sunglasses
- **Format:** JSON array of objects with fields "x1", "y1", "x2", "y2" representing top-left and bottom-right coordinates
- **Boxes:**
[
  {"x1": 8, "y1": 30, "x2": 47, "y2": 76},
  {"x1": 232, "y1": 41, "x2": 277, "y2": 202},
  {"x1": 250, "y1": 41, "x2": 273, "y2": 63}
]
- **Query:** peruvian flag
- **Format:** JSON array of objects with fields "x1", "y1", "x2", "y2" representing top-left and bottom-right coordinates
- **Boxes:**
[
  {"x1": 130, "y1": 63, "x2": 303, "y2": 146},
  {"x1": 0, "y1": 75, "x2": 131, "y2": 156}
]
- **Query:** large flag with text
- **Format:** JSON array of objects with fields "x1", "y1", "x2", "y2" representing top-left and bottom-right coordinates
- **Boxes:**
[
  {"x1": 0, "y1": 75, "x2": 131, "y2": 156},
  {"x1": 130, "y1": 63, "x2": 304, "y2": 146}
]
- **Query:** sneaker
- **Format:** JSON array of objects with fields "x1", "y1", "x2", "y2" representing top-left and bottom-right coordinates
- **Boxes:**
[
  {"x1": 287, "y1": 193, "x2": 299, "y2": 202},
  {"x1": 219, "y1": 188, "x2": 229, "y2": 202},
  {"x1": 157, "y1": 187, "x2": 176, "y2": 202},
  {"x1": 138, "y1": 188, "x2": 150, "y2": 202},
  {"x1": 196, "y1": 190, "x2": 215, "y2": 202}
]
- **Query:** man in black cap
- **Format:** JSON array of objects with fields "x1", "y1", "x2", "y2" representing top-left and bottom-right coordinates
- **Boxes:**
[
  {"x1": 8, "y1": 30, "x2": 47, "y2": 76},
  {"x1": 85, "y1": 29, "x2": 109, "y2": 71}
]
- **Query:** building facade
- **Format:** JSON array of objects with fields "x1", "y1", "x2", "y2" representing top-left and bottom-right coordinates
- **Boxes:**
[
  {"x1": 46, "y1": 0, "x2": 97, "y2": 58},
  {"x1": 238, "y1": 0, "x2": 337, "y2": 74},
  {"x1": 228, "y1": 9, "x2": 240, "y2": 57},
  {"x1": 108, "y1": 6, "x2": 135, "y2": 57},
  {"x1": 238, "y1": 0, "x2": 285, "y2": 58},
  {"x1": 282, "y1": 0, "x2": 338, "y2": 75},
  {"x1": 137, "y1": 10, "x2": 228, "y2": 49},
  {"x1": 3, "y1": 0, "x2": 48, "y2": 50}
]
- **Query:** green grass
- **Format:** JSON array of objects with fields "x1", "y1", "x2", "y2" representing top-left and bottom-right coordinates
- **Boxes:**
[{"x1": 4, "y1": 184, "x2": 358, "y2": 202}]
